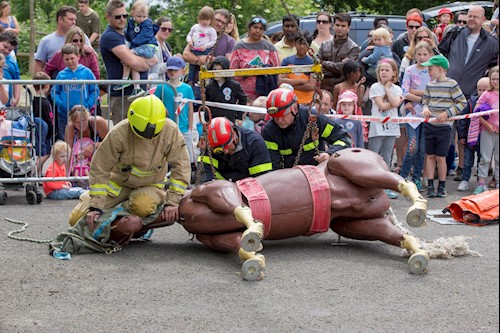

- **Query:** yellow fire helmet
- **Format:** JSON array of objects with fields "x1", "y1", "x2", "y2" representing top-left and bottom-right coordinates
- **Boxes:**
[{"x1": 127, "y1": 95, "x2": 166, "y2": 139}]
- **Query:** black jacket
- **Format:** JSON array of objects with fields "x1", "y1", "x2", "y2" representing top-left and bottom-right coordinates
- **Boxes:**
[
  {"x1": 204, "y1": 78, "x2": 248, "y2": 122},
  {"x1": 262, "y1": 107, "x2": 352, "y2": 169}
]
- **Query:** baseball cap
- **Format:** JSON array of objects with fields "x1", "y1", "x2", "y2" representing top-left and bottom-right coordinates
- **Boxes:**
[
  {"x1": 166, "y1": 56, "x2": 186, "y2": 70},
  {"x1": 421, "y1": 54, "x2": 449, "y2": 70}
]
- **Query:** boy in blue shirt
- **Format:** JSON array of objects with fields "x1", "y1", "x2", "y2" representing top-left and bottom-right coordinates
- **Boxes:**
[
  {"x1": 154, "y1": 56, "x2": 195, "y2": 165},
  {"x1": 52, "y1": 43, "x2": 98, "y2": 140}
]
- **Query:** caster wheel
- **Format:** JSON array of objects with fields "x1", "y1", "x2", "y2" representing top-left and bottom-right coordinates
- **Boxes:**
[
  {"x1": 408, "y1": 252, "x2": 429, "y2": 275},
  {"x1": 241, "y1": 230, "x2": 261, "y2": 253},
  {"x1": 0, "y1": 191, "x2": 7, "y2": 205},
  {"x1": 406, "y1": 206, "x2": 426, "y2": 227},
  {"x1": 35, "y1": 191, "x2": 43, "y2": 204},
  {"x1": 25, "y1": 183, "x2": 34, "y2": 192},
  {"x1": 241, "y1": 258, "x2": 263, "y2": 281},
  {"x1": 26, "y1": 191, "x2": 37, "y2": 205}
]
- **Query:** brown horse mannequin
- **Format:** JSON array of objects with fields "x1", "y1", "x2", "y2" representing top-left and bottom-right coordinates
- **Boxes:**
[{"x1": 110, "y1": 148, "x2": 429, "y2": 280}]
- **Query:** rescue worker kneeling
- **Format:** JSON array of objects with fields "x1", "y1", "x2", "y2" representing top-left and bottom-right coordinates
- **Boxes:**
[
  {"x1": 262, "y1": 87, "x2": 352, "y2": 169},
  {"x1": 68, "y1": 95, "x2": 191, "y2": 242},
  {"x1": 198, "y1": 117, "x2": 272, "y2": 182}
]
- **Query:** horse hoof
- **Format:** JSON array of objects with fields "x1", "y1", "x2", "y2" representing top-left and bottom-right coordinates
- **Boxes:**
[
  {"x1": 408, "y1": 252, "x2": 429, "y2": 275},
  {"x1": 241, "y1": 255, "x2": 265, "y2": 281},
  {"x1": 241, "y1": 229, "x2": 262, "y2": 253},
  {"x1": 406, "y1": 206, "x2": 426, "y2": 227}
]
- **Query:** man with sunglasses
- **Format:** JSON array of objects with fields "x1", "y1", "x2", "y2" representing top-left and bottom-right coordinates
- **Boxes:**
[
  {"x1": 100, "y1": 0, "x2": 157, "y2": 125},
  {"x1": 274, "y1": 14, "x2": 300, "y2": 64},
  {"x1": 199, "y1": 117, "x2": 272, "y2": 182},
  {"x1": 34, "y1": 5, "x2": 92, "y2": 74},
  {"x1": 439, "y1": 5, "x2": 499, "y2": 99}
]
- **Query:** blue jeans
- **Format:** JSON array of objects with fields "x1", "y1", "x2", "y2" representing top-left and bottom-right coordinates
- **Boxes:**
[
  {"x1": 462, "y1": 143, "x2": 480, "y2": 182},
  {"x1": 446, "y1": 142, "x2": 456, "y2": 172},
  {"x1": 47, "y1": 187, "x2": 85, "y2": 200},
  {"x1": 33, "y1": 117, "x2": 51, "y2": 156},
  {"x1": 400, "y1": 124, "x2": 425, "y2": 181},
  {"x1": 57, "y1": 112, "x2": 68, "y2": 141}
]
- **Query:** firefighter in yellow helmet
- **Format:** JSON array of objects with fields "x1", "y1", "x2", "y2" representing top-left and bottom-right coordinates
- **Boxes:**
[{"x1": 68, "y1": 95, "x2": 191, "y2": 232}]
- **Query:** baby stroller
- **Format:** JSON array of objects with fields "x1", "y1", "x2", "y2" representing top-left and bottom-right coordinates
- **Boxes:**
[{"x1": 0, "y1": 107, "x2": 43, "y2": 205}]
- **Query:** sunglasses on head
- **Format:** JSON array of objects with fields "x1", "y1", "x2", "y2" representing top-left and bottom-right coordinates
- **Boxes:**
[
  {"x1": 316, "y1": 19, "x2": 330, "y2": 25},
  {"x1": 251, "y1": 17, "x2": 267, "y2": 26},
  {"x1": 160, "y1": 27, "x2": 173, "y2": 32},
  {"x1": 114, "y1": 13, "x2": 129, "y2": 20}
]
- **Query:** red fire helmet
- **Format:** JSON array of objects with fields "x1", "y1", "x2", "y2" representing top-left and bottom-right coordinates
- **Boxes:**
[
  {"x1": 207, "y1": 117, "x2": 233, "y2": 148},
  {"x1": 266, "y1": 88, "x2": 298, "y2": 118}
]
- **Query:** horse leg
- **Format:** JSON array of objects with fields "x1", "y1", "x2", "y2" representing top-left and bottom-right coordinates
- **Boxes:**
[
  {"x1": 191, "y1": 182, "x2": 264, "y2": 252},
  {"x1": 328, "y1": 149, "x2": 427, "y2": 227},
  {"x1": 196, "y1": 232, "x2": 266, "y2": 281},
  {"x1": 331, "y1": 217, "x2": 429, "y2": 274}
]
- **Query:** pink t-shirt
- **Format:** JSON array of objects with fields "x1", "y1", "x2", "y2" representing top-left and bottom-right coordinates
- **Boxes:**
[{"x1": 477, "y1": 90, "x2": 499, "y2": 129}]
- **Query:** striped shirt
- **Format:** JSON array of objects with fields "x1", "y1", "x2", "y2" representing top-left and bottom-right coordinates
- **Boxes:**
[{"x1": 422, "y1": 77, "x2": 467, "y2": 127}]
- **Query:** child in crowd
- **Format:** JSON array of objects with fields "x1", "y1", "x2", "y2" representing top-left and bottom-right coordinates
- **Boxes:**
[
  {"x1": 43, "y1": 140, "x2": 85, "y2": 200},
  {"x1": 279, "y1": 34, "x2": 316, "y2": 105},
  {"x1": 204, "y1": 56, "x2": 247, "y2": 123},
  {"x1": 154, "y1": 57, "x2": 195, "y2": 166},
  {"x1": 433, "y1": 8, "x2": 453, "y2": 43},
  {"x1": 0, "y1": 54, "x2": 8, "y2": 107},
  {"x1": 399, "y1": 41, "x2": 433, "y2": 191},
  {"x1": 52, "y1": 43, "x2": 98, "y2": 141},
  {"x1": 471, "y1": 66, "x2": 499, "y2": 194},
  {"x1": 368, "y1": 58, "x2": 403, "y2": 199},
  {"x1": 118, "y1": 0, "x2": 158, "y2": 99},
  {"x1": 421, "y1": 54, "x2": 467, "y2": 198},
  {"x1": 32, "y1": 71, "x2": 54, "y2": 176},
  {"x1": 332, "y1": 60, "x2": 367, "y2": 143},
  {"x1": 361, "y1": 27, "x2": 393, "y2": 82},
  {"x1": 457, "y1": 77, "x2": 491, "y2": 191},
  {"x1": 335, "y1": 90, "x2": 364, "y2": 148},
  {"x1": 186, "y1": 6, "x2": 217, "y2": 84},
  {"x1": 248, "y1": 96, "x2": 268, "y2": 135}
]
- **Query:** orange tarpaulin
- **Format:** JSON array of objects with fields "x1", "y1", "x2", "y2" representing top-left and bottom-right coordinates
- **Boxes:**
[{"x1": 446, "y1": 189, "x2": 499, "y2": 226}]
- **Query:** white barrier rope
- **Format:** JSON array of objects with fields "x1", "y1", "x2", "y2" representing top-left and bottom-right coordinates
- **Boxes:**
[{"x1": 182, "y1": 99, "x2": 498, "y2": 124}]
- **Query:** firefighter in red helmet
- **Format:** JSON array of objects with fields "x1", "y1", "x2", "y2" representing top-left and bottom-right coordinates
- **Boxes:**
[
  {"x1": 199, "y1": 117, "x2": 272, "y2": 182},
  {"x1": 262, "y1": 87, "x2": 352, "y2": 169}
]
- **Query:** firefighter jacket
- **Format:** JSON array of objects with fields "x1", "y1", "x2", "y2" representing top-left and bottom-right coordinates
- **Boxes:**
[
  {"x1": 262, "y1": 107, "x2": 352, "y2": 169},
  {"x1": 88, "y1": 119, "x2": 191, "y2": 210},
  {"x1": 199, "y1": 126, "x2": 272, "y2": 182}
]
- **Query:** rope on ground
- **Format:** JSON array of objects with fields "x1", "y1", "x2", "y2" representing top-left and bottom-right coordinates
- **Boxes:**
[{"x1": 5, "y1": 217, "x2": 53, "y2": 243}]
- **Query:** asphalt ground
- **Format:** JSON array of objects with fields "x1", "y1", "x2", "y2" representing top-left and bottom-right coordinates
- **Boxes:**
[{"x1": 0, "y1": 175, "x2": 498, "y2": 333}]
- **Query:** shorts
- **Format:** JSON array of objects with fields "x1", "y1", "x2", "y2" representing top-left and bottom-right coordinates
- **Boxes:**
[
  {"x1": 132, "y1": 44, "x2": 157, "y2": 59},
  {"x1": 423, "y1": 123, "x2": 452, "y2": 156}
]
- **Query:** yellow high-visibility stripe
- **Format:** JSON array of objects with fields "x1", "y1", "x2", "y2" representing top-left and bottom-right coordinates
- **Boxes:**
[
  {"x1": 198, "y1": 155, "x2": 219, "y2": 168},
  {"x1": 280, "y1": 148, "x2": 292, "y2": 155},
  {"x1": 90, "y1": 184, "x2": 107, "y2": 196},
  {"x1": 321, "y1": 123, "x2": 334, "y2": 138},
  {"x1": 265, "y1": 141, "x2": 279, "y2": 150},
  {"x1": 248, "y1": 162, "x2": 273, "y2": 175},
  {"x1": 131, "y1": 166, "x2": 156, "y2": 177},
  {"x1": 107, "y1": 180, "x2": 121, "y2": 196},
  {"x1": 333, "y1": 140, "x2": 347, "y2": 146},
  {"x1": 303, "y1": 140, "x2": 319, "y2": 151}
]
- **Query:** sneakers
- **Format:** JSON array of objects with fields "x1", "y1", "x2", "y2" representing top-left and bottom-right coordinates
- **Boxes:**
[
  {"x1": 427, "y1": 186, "x2": 436, "y2": 198},
  {"x1": 113, "y1": 82, "x2": 132, "y2": 91},
  {"x1": 454, "y1": 167, "x2": 463, "y2": 181},
  {"x1": 457, "y1": 180, "x2": 469, "y2": 191},
  {"x1": 421, "y1": 177, "x2": 428, "y2": 188},
  {"x1": 472, "y1": 185, "x2": 488, "y2": 195},
  {"x1": 413, "y1": 179, "x2": 423, "y2": 192},
  {"x1": 127, "y1": 88, "x2": 146, "y2": 101},
  {"x1": 436, "y1": 185, "x2": 447, "y2": 198},
  {"x1": 447, "y1": 169, "x2": 456, "y2": 177},
  {"x1": 384, "y1": 189, "x2": 398, "y2": 199}
]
